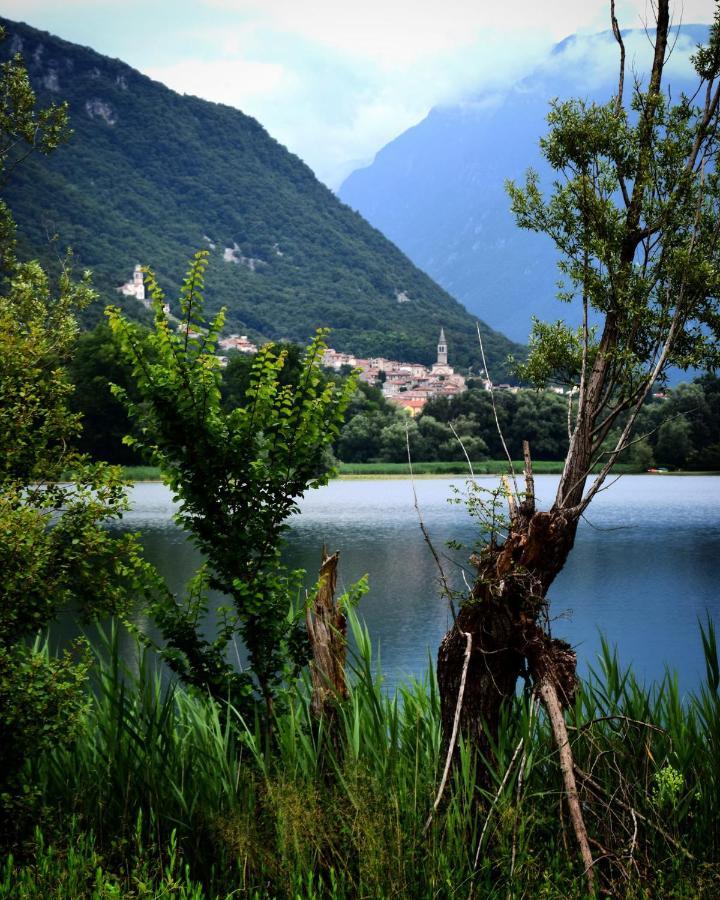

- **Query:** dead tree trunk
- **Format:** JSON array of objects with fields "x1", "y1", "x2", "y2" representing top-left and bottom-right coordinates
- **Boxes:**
[
  {"x1": 437, "y1": 451, "x2": 594, "y2": 889},
  {"x1": 305, "y1": 548, "x2": 348, "y2": 719}
]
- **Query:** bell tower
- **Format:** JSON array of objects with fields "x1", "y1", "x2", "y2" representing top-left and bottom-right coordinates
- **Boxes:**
[
  {"x1": 437, "y1": 327, "x2": 447, "y2": 366},
  {"x1": 133, "y1": 264, "x2": 145, "y2": 301}
]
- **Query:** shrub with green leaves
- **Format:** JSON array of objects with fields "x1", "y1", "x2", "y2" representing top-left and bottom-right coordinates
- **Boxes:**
[
  {"x1": 0, "y1": 28, "x2": 151, "y2": 840},
  {"x1": 107, "y1": 251, "x2": 357, "y2": 714}
]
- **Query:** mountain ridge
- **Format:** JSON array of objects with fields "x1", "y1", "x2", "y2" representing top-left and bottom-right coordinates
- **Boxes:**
[
  {"x1": 339, "y1": 24, "x2": 709, "y2": 344},
  {"x1": 1, "y1": 16, "x2": 521, "y2": 372}
]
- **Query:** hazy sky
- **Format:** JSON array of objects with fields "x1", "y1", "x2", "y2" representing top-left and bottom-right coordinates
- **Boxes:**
[{"x1": 4, "y1": 0, "x2": 715, "y2": 187}]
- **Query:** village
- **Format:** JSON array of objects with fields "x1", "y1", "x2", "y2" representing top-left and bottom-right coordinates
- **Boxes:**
[
  {"x1": 118, "y1": 264, "x2": 480, "y2": 414},
  {"x1": 121, "y1": 264, "x2": 663, "y2": 412},
  {"x1": 320, "y1": 328, "x2": 478, "y2": 414}
]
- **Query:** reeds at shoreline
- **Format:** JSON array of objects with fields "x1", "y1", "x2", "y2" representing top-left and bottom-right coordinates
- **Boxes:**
[{"x1": 4, "y1": 615, "x2": 719, "y2": 898}]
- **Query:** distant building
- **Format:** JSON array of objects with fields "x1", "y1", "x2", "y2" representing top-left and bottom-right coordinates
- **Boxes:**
[
  {"x1": 396, "y1": 395, "x2": 427, "y2": 416},
  {"x1": 322, "y1": 327, "x2": 466, "y2": 413},
  {"x1": 117, "y1": 264, "x2": 146, "y2": 305},
  {"x1": 218, "y1": 334, "x2": 258, "y2": 354},
  {"x1": 177, "y1": 322, "x2": 203, "y2": 340},
  {"x1": 435, "y1": 327, "x2": 448, "y2": 367},
  {"x1": 322, "y1": 348, "x2": 358, "y2": 369},
  {"x1": 386, "y1": 328, "x2": 466, "y2": 414}
]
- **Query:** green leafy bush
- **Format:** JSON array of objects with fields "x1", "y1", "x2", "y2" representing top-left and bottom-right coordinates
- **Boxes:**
[{"x1": 108, "y1": 252, "x2": 357, "y2": 713}]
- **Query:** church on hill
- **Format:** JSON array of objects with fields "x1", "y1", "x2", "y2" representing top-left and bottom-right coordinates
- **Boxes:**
[
  {"x1": 381, "y1": 327, "x2": 467, "y2": 415},
  {"x1": 430, "y1": 327, "x2": 454, "y2": 378}
]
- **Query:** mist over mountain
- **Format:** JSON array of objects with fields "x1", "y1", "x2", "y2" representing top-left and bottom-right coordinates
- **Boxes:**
[
  {"x1": 339, "y1": 25, "x2": 709, "y2": 344},
  {"x1": 1, "y1": 17, "x2": 522, "y2": 372}
]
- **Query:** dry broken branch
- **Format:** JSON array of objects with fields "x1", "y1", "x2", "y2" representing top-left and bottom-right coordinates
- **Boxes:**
[
  {"x1": 305, "y1": 547, "x2": 348, "y2": 719},
  {"x1": 424, "y1": 629, "x2": 472, "y2": 834},
  {"x1": 538, "y1": 676, "x2": 596, "y2": 895}
]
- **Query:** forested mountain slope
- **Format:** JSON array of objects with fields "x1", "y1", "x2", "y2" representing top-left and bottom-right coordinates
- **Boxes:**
[
  {"x1": 339, "y1": 26, "x2": 708, "y2": 343},
  {"x1": 1, "y1": 17, "x2": 521, "y2": 370}
]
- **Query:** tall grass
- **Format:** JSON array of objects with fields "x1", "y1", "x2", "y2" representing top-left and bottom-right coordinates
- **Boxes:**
[
  {"x1": 120, "y1": 465, "x2": 163, "y2": 481},
  {"x1": 8, "y1": 616, "x2": 720, "y2": 897}
]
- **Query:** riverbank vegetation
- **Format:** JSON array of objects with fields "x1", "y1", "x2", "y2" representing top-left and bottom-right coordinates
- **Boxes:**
[{"x1": 2, "y1": 620, "x2": 719, "y2": 898}]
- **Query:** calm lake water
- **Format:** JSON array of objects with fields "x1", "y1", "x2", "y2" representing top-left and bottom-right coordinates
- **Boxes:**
[{"x1": 69, "y1": 475, "x2": 720, "y2": 694}]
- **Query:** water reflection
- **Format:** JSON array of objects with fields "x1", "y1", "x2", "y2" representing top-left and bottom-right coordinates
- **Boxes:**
[{"x1": 63, "y1": 476, "x2": 720, "y2": 693}]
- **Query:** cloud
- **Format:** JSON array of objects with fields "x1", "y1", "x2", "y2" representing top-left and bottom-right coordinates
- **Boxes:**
[
  {"x1": 535, "y1": 24, "x2": 703, "y2": 94},
  {"x1": 201, "y1": 0, "x2": 714, "y2": 67},
  {"x1": 145, "y1": 11, "x2": 560, "y2": 186},
  {"x1": 3, "y1": 0, "x2": 145, "y2": 15},
  {"x1": 5, "y1": 0, "x2": 716, "y2": 187},
  {"x1": 146, "y1": 57, "x2": 290, "y2": 105},
  {"x1": 145, "y1": 2, "x2": 716, "y2": 186}
]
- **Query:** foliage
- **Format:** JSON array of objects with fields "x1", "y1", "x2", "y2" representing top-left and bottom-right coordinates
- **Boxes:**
[
  {"x1": 68, "y1": 327, "x2": 720, "y2": 469},
  {"x1": 0, "y1": 16, "x2": 522, "y2": 374},
  {"x1": 335, "y1": 459, "x2": 621, "y2": 476},
  {"x1": 67, "y1": 323, "x2": 143, "y2": 464},
  {"x1": 421, "y1": 387, "x2": 570, "y2": 461},
  {"x1": 107, "y1": 252, "x2": 357, "y2": 711},
  {"x1": 219, "y1": 340, "x2": 311, "y2": 411},
  {"x1": 8, "y1": 618, "x2": 718, "y2": 898},
  {"x1": 644, "y1": 375, "x2": 720, "y2": 469},
  {"x1": 0, "y1": 23, "x2": 69, "y2": 267},
  {"x1": 0, "y1": 820, "x2": 205, "y2": 899},
  {"x1": 506, "y1": 12, "x2": 720, "y2": 418},
  {"x1": 0, "y1": 27, "x2": 149, "y2": 842}
]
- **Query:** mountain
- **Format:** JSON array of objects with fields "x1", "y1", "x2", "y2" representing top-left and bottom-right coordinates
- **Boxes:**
[
  {"x1": 0, "y1": 18, "x2": 522, "y2": 373},
  {"x1": 339, "y1": 26, "x2": 709, "y2": 344}
]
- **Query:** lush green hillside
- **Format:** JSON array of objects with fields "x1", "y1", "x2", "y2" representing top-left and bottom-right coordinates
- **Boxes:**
[{"x1": 0, "y1": 17, "x2": 522, "y2": 373}]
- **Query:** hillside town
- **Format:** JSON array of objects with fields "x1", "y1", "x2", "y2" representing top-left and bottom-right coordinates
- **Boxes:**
[
  {"x1": 118, "y1": 266, "x2": 474, "y2": 412},
  {"x1": 120, "y1": 265, "x2": 648, "y2": 408},
  {"x1": 322, "y1": 328, "x2": 474, "y2": 414}
]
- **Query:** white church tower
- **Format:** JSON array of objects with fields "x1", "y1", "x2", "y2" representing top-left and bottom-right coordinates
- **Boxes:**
[
  {"x1": 437, "y1": 327, "x2": 448, "y2": 366},
  {"x1": 132, "y1": 264, "x2": 145, "y2": 302},
  {"x1": 118, "y1": 264, "x2": 146, "y2": 304}
]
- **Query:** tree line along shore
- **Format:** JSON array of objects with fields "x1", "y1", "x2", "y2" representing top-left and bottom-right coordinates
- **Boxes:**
[{"x1": 71, "y1": 324, "x2": 720, "y2": 476}]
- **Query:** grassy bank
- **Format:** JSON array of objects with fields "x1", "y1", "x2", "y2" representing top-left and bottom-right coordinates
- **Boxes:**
[
  {"x1": 335, "y1": 459, "x2": 644, "y2": 476},
  {"x1": 121, "y1": 465, "x2": 164, "y2": 481},
  {"x1": 4, "y1": 618, "x2": 719, "y2": 898},
  {"x1": 122, "y1": 460, "x2": 648, "y2": 481}
]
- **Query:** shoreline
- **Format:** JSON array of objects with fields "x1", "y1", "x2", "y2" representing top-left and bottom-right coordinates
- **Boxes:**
[{"x1": 119, "y1": 463, "x2": 720, "y2": 482}]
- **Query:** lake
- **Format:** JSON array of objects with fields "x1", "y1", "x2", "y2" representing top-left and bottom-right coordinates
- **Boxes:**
[{"x1": 83, "y1": 474, "x2": 720, "y2": 695}]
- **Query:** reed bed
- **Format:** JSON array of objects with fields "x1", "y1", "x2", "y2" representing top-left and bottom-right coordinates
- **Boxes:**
[{"x1": 4, "y1": 616, "x2": 719, "y2": 898}]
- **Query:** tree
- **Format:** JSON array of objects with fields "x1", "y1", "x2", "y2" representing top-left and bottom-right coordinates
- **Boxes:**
[
  {"x1": 108, "y1": 254, "x2": 357, "y2": 715},
  {"x1": 506, "y1": 391, "x2": 569, "y2": 459},
  {"x1": 655, "y1": 414, "x2": 694, "y2": 466},
  {"x1": 68, "y1": 324, "x2": 143, "y2": 464},
  {"x1": 0, "y1": 31, "x2": 148, "y2": 838},
  {"x1": 379, "y1": 417, "x2": 420, "y2": 461},
  {"x1": 337, "y1": 411, "x2": 383, "y2": 461},
  {"x1": 436, "y1": 1, "x2": 720, "y2": 882}
]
